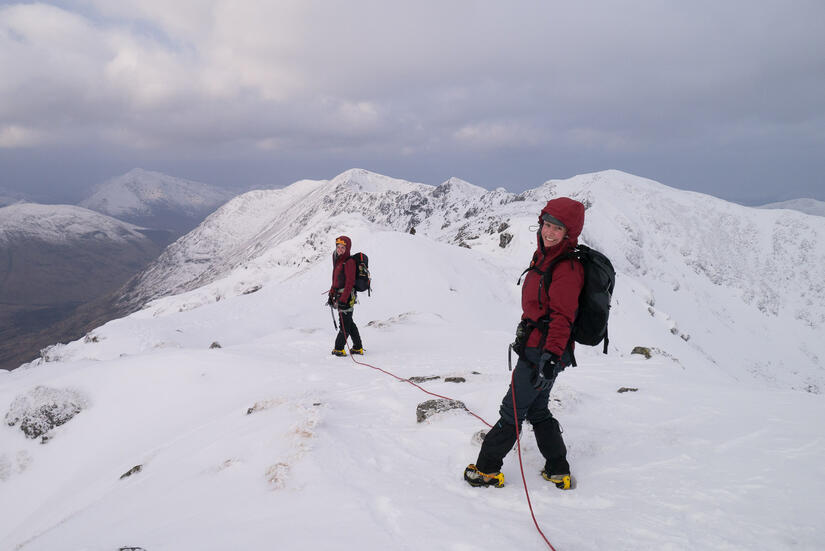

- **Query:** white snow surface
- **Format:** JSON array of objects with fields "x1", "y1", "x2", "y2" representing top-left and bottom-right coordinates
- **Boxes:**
[
  {"x1": 79, "y1": 168, "x2": 233, "y2": 218},
  {"x1": 758, "y1": 197, "x2": 825, "y2": 217},
  {"x1": 0, "y1": 202, "x2": 153, "y2": 244},
  {"x1": 1, "y1": 169, "x2": 824, "y2": 550}
]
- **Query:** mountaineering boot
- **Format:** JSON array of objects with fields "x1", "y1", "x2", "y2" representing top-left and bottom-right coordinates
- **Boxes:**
[
  {"x1": 541, "y1": 470, "x2": 573, "y2": 490},
  {"x1": 331, "y1": 349, "x2": 347, "y2": 357},
  {"x1": 350, "y1": 347, "x2": 365, "y2": 355},
  {"x1": 464, "y1": 464, "x2": 504, "y2": 488}
]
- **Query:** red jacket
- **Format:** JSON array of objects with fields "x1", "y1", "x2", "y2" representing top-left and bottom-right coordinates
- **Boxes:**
[
  {"x1": 522, "y1": 198, "x2": 586, "y2": 356},
  {"x1": 330, "y1": 235, "x2": 356, "y2": 304}
]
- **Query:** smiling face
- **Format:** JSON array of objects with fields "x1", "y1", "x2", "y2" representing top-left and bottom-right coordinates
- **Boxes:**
[
  {"x1": 540, "y1": 220, "x2": 567, "y2": 248},
  {"x1": 335, "y1": 242, "x2": 346, "y2": 255}
]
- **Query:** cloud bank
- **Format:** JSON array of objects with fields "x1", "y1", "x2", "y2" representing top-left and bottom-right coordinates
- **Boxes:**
[{"x1": 2, "y1": 1, "x2": 824, "y2": 203}]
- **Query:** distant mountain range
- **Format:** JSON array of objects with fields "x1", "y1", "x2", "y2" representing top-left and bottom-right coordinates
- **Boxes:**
[
  {"x1": 0, "y1": 187, "x2": 27, "y2": 208},
  {"x1": 3, "y1": 167, "x2": 824, "y2": 385},
  {"x1": 108, "y1": 167, "x2": 824, "y2": 392},
  {"x1": 0, "y1": 169, "x2": 236, "y2": 369},
  {"x1": 0, "y1": 203, "x2": 164, "y2": 369},
  {"x1": 758, "y1": 197, "x2": 825, "y2": 217}
]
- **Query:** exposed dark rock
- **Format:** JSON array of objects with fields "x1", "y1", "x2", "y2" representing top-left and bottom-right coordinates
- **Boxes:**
[
  {"x1": 631, "y1": 346, "x2": 652, "y2": 359},
  {"x1": 242, "y1": 285, "x2": 262, "y2": 295},
  {"x1": 444, "y1": 376, "x2": 466, "y2": 383},
  {"x1": 209, "y1": 341, "x2": 222, "y2": 349},
  {"x1": 618, "y1": 387, "x2": 639, "y2": 393},
  {"x1": 408, "y1": 375, "x2": 440, "y2": 383},
  {"x1": 120, "y1": 465, "x2": 143, "y2": 479},
  {"x1": 416, "y1": 398, "x2": 467, "y2": 422},
  {"x1": 499, "y1": 232, "x2": 513, "y2": 248}
]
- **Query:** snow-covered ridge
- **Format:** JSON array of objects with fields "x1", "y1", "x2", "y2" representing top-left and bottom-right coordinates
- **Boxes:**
[
  {"x1": 0, "y1": 203, "x2": 152, "y2": 244},
  {"x1": 79, "y1": 168, "x2": 233, "y2": 218},
  {"x1": 114, "y1": 167, "x2": 825, "y2": 394},
  {"x1": 121, "y1": 169, "x2": 526, "y2": 303}
]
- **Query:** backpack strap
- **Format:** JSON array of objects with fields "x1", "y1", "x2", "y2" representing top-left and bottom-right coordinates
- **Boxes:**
[{"x1": 539, "y1": 248, "x2": 582, "y2": 364}]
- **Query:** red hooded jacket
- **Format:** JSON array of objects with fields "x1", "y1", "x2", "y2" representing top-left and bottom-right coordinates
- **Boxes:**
[
  {"x1": 522, "y1": 198, "x2": 586, "y2": 356},
  {"x1": 330, "y1": 235, "x2": 356, "y2": 304}
]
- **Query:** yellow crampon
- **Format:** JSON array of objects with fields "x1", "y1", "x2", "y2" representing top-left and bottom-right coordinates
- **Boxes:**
[
  {"x1": 541, "y1": 471, "x2": 572, "y2": 490},
  {"x1": 464, "y1": 464, "x2": 505, "y2": 488}
]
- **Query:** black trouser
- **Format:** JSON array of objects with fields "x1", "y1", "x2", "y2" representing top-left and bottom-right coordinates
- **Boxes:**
[
  {"x1": 475, "y1": 347, "x2": 569, "y2": 474},
  {"x1": 334, "y1": 309, "x2": 362, "y2": 350}
]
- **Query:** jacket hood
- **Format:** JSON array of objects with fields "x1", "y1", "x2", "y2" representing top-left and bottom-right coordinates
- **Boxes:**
[
  {"x1": 537, "y1": 197, "x2": 585, "y2": 251},
  {"x1": 333, "y1": 235, "x2": 352, "y2": 264}
]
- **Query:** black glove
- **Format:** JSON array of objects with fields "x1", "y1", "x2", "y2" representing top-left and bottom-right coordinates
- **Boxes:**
[
  {"x1": 533, "y1": 352, "x2": 562, "y2": 391},
  {"x1": 539, "y1": 351, "x2": 562, "y2": 377},
  {"x1": 533, "y1": 369, "x2": 553, "y2": 391},
  {"x1": 326, "y1": 294, "x2": 335, "y2": 307}
]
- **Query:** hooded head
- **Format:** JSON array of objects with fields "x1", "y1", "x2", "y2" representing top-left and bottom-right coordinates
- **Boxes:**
[
  {"x1": 537, "y1": 197, "x2": 585, "y2": 250},
  {"x1": 334, "y1": 235, "x2": 352, "y2": 263}
]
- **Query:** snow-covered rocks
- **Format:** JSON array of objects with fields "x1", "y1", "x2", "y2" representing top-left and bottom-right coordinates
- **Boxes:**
[
  {"x1": 416, "y1": 398, "x2": 468, "y2": 423},
  {"x1": 5, "y1": 385, "x2": 88, "y2": 439}
]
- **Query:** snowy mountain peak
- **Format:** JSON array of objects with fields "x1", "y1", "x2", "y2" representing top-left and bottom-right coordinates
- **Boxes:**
[
  {"x1": 79, "y1": 168, "x2": 233, "y2": 219},
  {"x1": 433, "y1": 176, "x2": 487, "y2": 199},
  {"x1": 328, "y1": 168, "x2": 428, "y2": 194}
]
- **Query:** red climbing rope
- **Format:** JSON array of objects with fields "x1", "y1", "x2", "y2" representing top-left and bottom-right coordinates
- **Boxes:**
[{"x1": 335, "y1": 309, "x2": 557, "y2": 550}]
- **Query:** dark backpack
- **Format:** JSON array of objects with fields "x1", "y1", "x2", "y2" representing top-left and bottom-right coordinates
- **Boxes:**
[
  {"x1": 519, "y1": 244, "x2": 615, "y2": 365},
  {"x1": 544, "y1": 245, "x2": 615, "y2": 357},
  {"x1": 350, "y1": 252, "x2": 371, "y2": 295}
]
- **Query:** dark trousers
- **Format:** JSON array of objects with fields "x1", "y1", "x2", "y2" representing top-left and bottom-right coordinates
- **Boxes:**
[
  {"x1": 475, "y1": 347, "x2": 569, "y2": 474},
  {"x1": 334, "y1": 309, "x2": 362, "y2": 350}
]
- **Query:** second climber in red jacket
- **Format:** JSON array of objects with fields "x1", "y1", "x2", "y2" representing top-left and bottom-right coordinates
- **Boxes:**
[{"x1": 328, "y1": 235, "x2": 364, "y2": 356}]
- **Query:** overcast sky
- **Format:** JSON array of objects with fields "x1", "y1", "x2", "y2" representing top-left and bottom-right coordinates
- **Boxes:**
[{"x1": 2, "y1": 1, "x2": 824, "y2": 205}]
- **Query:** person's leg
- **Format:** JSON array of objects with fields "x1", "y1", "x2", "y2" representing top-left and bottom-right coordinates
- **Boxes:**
[
  {"x1": 475, "y1": 420, "x2": 518, "y2": 473},
  {"x1": 347, "y1": 315, "x2": 363, "y2": 350},
  {"x1": 525, "y1": 375, "x2": 572, "y2": 488},
  {"x1": 475, "y1": 349, "x2": 542, "y2": 473},
  {"x1": 532, "y1": 416, "x2": 569, "y2": 474},
  {"x1": 334, "y1": 310, "x2": 352, "y2": 350}
]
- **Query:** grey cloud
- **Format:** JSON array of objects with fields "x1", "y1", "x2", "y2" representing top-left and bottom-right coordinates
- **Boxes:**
[{"x1": 1, "y1": 0, "x2": 824, "y2": 204}]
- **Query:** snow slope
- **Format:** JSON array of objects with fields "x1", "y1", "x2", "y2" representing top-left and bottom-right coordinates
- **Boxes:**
[{"x1": 1, "y1": 169, "x2": 824, "y2": 550}]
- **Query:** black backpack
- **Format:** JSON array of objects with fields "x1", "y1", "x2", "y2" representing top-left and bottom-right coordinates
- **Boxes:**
[
  {"x1": 350, "y1": 252, "x2": 371, "y2": 295},
  {"x1": 520, "y1": 244, "x2": 615, "y2": 365}
]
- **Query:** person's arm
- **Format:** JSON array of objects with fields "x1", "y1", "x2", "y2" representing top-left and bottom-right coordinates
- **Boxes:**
[
  {"x1": 542, "y1": 260, "x2": 584, "y2": 356},
  {"x1": 339, "y1": 259, "x2": 356, "y2": 305}
]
